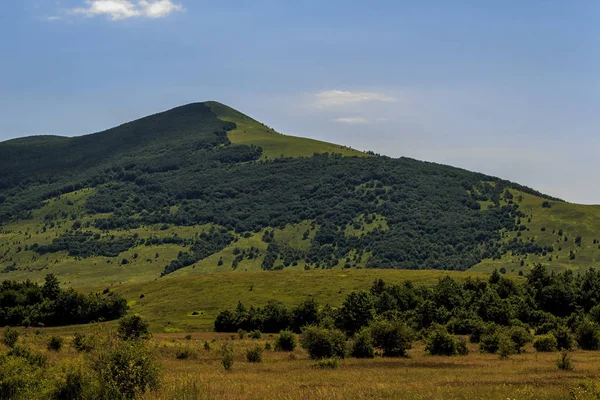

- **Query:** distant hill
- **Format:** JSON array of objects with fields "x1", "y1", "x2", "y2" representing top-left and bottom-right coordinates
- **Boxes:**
[{"x1": 1, "y1": 101, "x2": 598, "y2": 288}]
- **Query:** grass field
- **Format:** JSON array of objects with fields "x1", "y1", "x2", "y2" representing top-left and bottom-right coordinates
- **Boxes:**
[
  {"x1": 206, "y1": 101, "x2": 366, "y2": 159},
  {"x1": 8, "y1": 329, "x2": 600, "y2": 400}
]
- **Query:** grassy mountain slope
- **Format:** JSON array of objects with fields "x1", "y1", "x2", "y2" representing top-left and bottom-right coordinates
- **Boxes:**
[{"x1": 1, "y1": 101, "x2": 598, "y2": 295}]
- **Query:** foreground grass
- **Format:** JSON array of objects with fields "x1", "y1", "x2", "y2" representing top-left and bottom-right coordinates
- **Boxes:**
[{"x1": 8, "y1": 330, "x2": 600, "y2": 400}]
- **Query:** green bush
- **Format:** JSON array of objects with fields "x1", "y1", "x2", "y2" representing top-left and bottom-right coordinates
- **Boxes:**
[
  {"x1": 91, "y1": 340, "x2": 159, "y2": 399},
  {"x1": 3, "y1": 327, "x2": 19, "y2": 348},
  {"x1": 264, "y1": 342, "x2": 272, "y2": 350},
  {"x1": 370, "y1": 319, "x2": 413, "y2": 357},
  {"x1": 72, "y1": 333, "x2": 94, "y2": 353},
  {"x1": 576, "y1": 319, "x2": 600, "y2": 350},
  {"x1": 8, "y1": 346, "x2": 48, "y2": 368},
  {"x1": 203, "y1": 341, "x2": 211, "y2": 351},
  {"x1": 556, "y1": 350, "x2": 574, "y2": 371},
  {"x1": 184, "y1": 334, "x2": 192, "y2": 341},
  {"x1": 237, "y1": 329, "x2": 246, "y2": 339},
  {"x1": 425, "y1": 325, "x2": 460, "y2": 356},
  {"x1": 246, "y1": 346, "x2": 263, "y2": 363},
  {"x1": 480, "y1": 331, "x2": 506, "y2": 354},
  {"x1": 175, "y1": 347, "x2": 194, "y2": 360},
  {"x1": 533, "y1": 334, "x2": 558, "y2": 352},
  {"x1": 220, "y1": 344, "x2": 235, "y2": 371},
  {"x1": 350, "y1": 328, "x2": 374, "y2": 358},
  {"x1": 51, "y1": 367, "x2": 94, "y2": 400},
  {"x1": 275, "y1": 330, "x2": 297, "y2": 352},
  {"x1": 312, "y1": 358, "x2": 339, "y2": 369},
  {"x1": 249, "y1": 330, "x2": 262, "y2": 339},
  {"x1": 507, "y1": 326, "x2": 532, "y2": 354},
  {"x1": 300, "y1": 326, "x2": 346, "y2": 360},
  {"x1": 47, "y1": 336, "x2": 63, "y2": 352},
  {"x1": 117, "y1": 315, "x2": 151, "y2": 341},
  {"x1": 497, "y1": 336, "x2": 515, "y2": 359},
  {"x1": 552, "y1": 326, "x2": 574, "y2": 351},
  {"x1": 0, "y1": 354, "x2": 48, "y2": 400},
  {"x1": 457, "y1": 337, "x2": 469, "y2": 355}
]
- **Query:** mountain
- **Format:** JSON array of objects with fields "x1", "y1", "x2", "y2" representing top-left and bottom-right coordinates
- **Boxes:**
[{"x1": 1, "y1": 102, "x2": 599, "y2": 288}]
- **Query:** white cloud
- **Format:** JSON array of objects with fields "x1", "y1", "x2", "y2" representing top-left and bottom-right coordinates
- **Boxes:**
[
  {"x1": 334, "y1": 117, "x2": 369, "y2": 124},
  {"x1": 71, "y1": 0, "x2": 183, "y2": 20},
  {"x1": 315, "y1": 90, "x2": 396, "y2": 107}
]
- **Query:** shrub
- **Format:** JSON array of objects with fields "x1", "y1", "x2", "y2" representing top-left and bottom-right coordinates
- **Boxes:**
[
  {"x1": 175, "y1": 347, "x2": 194, "y2": 360},
  {"x1": 264, "y1": 342, "x2": 272, "y2": 350},
  {"x1": 47, "y1": 336, "x2": 63, "y2": 352},
  {"x1": 72, "y1": 333, "x2": 94, "y2": 353},
  {"x1": 498, "y1": 336, "x2": 515, "y2": 360},
  {"x1": 350, "y1": 328, "x2": 374, "y2": 358},
  {"x1": 300, "y1": 326, "x2": 346, "y2": 360},
  {"x1": 184, "y1": 334, "x2": 192, "y2": 341},
  {"x1": 118, "y1": 315, "x2": 151, "y2": 341},
  {"x1": 533, "y1": 334, "x2": 558, "y2": 352},
  {"x1": 275, "y1": 330, "x2": 297, "y2": 352},
  {"x1": 508, "y1": 326, "x2": 532, "y2": 354},
  {"x1": 8, "y1": 346, "x2": 48, "y2": 368},
  {"x1": 91, "y1": 340, "x2": 159, "y2": 399},
  {"x1": 0, "y1": 354, "x2": 48, "y2": 400},
  {"x1": 3, "y1": 327, "x2": 19, "y2": 348},
  {"x1": 576, "y1": 319, "x2": 600, "y2": 350},
  {"x1": 457, "y1": 337, "x2": 469, "y2": 355},
  {"x1": 552, "y1": 326, "x2": 574, "y2": 351},
  {"x1": 556, "y1": 350, "x2": 574, "y2": 371},
  {"x1": 479, "y1": 331, "x2": 505, "y2": 354},
  {"x1": 237, "y1": 329, "x2": 246, "y2": 339},
  {"x1": 220, "y1": 344, "x2": 235, "y2": 371},
  {"x1": 249, "y1": 330, "x2": 262, "y2": 339},
  {"x1": 203, "y1": 341, "x2": 211, "y2": 351},
  {"x1": 312, "y1": 358, "x2": 339, "y2": 369},
  {"x1": 425, "y1": 325, "x2": 460, "y2": 356},
  {"x1": 246, "y1": 346, "x2": 263, "y2": 363},
  {"x1": 51, "y1": 367, "x2": 94, "y2": 400},
  {"x1": 469, "y1": 322, "x2": 496, "y2": 344},
  {"x1": 370, "y1": 319, "x2": 413, "y2": 357}
]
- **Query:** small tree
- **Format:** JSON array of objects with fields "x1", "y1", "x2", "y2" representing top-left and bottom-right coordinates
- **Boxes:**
[
  {"x1": 552, "y1": 326, "x2": 574, "y2": 351},
  {"x1": 118, "y1": 315, "x2": 151, "y2": 341},
  {"x1": 47, "y1": 336, "x2": 63, "y2": 352},
  {"x1": 3, "y1": 327, "x2": 19, "y2": 348},
  {"x1": 576, "y1": 319, "x2": 600, "y2": 350},
  {"x1": 220, "y1": 343, "x2": 235, "y2": 371},
  {"x1": 533, "y1": 334, "x2": 558, "y2": 352},
  {"x1": 300, "y1": 326, "x2": 346, "y2": 360},
  {"x1": 351, "y1": 327, "x2": 374, "y2": 358},
  {"x1": 556, "y1": 350, "x2": 574, "y2": 371},
  {"x1": 275, "y1": 330, "x2": 297, "y2": 352},
  {"x1": 508, "y1": 326, "x2": 532, "y2": 354},
  {"x1": 425, "y1": 325, "x2": 459, "y2": 356},
  {"x1": 246, "y1": 346, "x2": 263, "y2": 363},
  {"x1": 370, "y1": 319, "x2": 413, "y2": 357}
]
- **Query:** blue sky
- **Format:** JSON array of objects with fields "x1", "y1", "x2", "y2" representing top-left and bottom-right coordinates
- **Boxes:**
[{"x1": 1, "y1": 1, "x2": 599, "y2": 203}]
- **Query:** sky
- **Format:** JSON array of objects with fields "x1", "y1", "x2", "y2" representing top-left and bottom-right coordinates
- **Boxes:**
[{"x1": 1, "y1": 1, "x2": 599, "y2": 203}]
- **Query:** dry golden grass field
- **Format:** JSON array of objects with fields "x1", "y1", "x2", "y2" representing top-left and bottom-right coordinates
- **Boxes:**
[{"x1": 8, "y1": 328, "x2": 600, "y2": 400}]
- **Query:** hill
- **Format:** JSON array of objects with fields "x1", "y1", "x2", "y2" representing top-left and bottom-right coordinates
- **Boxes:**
[{"x1": 0, "y1": 101, "x2": 598, "y2": 291}]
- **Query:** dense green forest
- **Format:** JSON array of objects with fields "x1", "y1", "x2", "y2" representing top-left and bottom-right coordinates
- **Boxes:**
[
  {"x1": 0, "y1": 102, "x2": 561, "y2": 279},
  {"x1": 0, "y1": 274, "x2": 127, "y2": 327}
]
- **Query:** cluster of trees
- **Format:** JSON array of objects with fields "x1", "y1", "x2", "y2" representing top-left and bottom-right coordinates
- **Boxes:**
[
  {"x1": 33, "y1": 231, "x2": 136, "y2": 258},
  {"x1": 214, "y1": 266, "x2": 600, "y2": 354},
  {"x1": 0, "y1": 274, "x2": 127, "y2": 327}
]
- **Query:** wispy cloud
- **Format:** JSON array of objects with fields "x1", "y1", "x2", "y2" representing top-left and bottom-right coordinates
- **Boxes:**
[
  {"x1": 70, "y1": 0, "x2": 184, "y2": 20},
  {"x1": 315, "y1": 90, "x2": 396, "y2": 107},
  {"x1": 334, "y1": 117, "x2": 370, "y2": 124}
]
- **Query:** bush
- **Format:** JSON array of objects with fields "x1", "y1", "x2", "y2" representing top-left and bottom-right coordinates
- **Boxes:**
[
  {"x1": 51, "y1": 367, "x2": 94, "y2": 400},
  {"x1": 0, "y1": 354, "x2": 48, "y2": 400},
  {"x1": 533, "y1": 334, "x2": 558, "y2": 352},
  {"x1": 264, "y1": 342, "x2": 272, "y2": 350},
  {"x1": 91, "y1": 340, "x2": 159, "y2": 399},
  {"x1": 425, "y1": 325, "x2": 460, "y2": 356},
  {"x1": 237, "y1": 329, "x2": 246, "y2": 339},
  {"x1": 556, "y1": 350, "x2": 574, "y2": 371},
  {"x1": 184, "y1": 334, "x2": 192, "y2": 341},
  {"x1": 300, "y1": 326, "x2": 346, "y2": 360},
  {"x1": 47, "y1": 336, "x2": 63, "y2": 352},
  {"x1": 249, "y1": 330, "x2": 262, "y2": 339},
  {"x1": 370, "y1": 319, "x2": 413, "y2": 357},
  {"x1": 118, "y1": 315, "x2": 151, "y2": 341},
  {"x1": 220, "y1": 344, "x2": 235, "y2": 371},
  {"x1": 508, "y1": 326, "x2": 532, "y2": 354},
  {"x1": 552, "y1": 326, "x2": 574, "y2": 351},
  {"x1": 479, "y1": 331, "x2": 505, "y2": 354},
  {"x1": 497, "y1": 336, "x2": 515, "y2": 359},
  {"x1": 469, "y1": 322, "x2": 496, "y2": 344},
  {"x1": 72, "y1": 333, "x2": 94, "y2": 353},
  {"x1": 8, "y1": 346, "x2": 48, "y2": 368},
  {"x1": 351, "y1": 328, "x2": 374, "y2": 358},
  {"x1": 3, "y1": 327, "x2": 19, "y2": 348},
  {"x1": 312, "y1": 358, "x2": 339, "y2": 369},
  {"x1": 457, "y1": 337, "x2": 469, "y2": 355},
  {"x1": 175, "y1": 347, "x2": 194, "y2": 360},
  {"x1": 275, "y1": 330, "x2": 297, "y2": 352},
  {"x1": 246, "y1": 346, "x2": 263, "y2": 363},
  {"x1": 576, "y1": 319, "x2": 600, "y2": 350}
]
